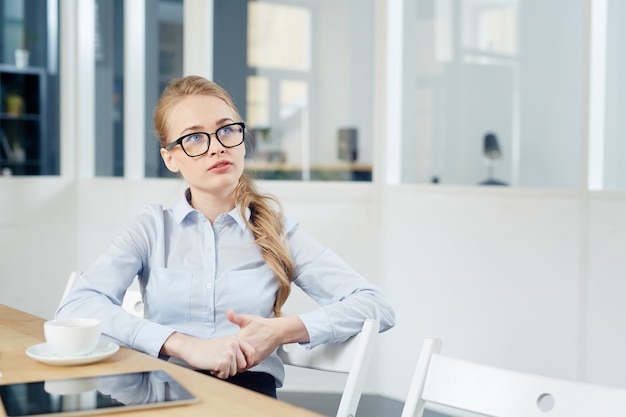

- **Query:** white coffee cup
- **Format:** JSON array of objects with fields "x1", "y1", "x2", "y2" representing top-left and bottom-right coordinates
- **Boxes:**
[{"x1": 44, "y1": 318, "x2": 101, "y2": 357}]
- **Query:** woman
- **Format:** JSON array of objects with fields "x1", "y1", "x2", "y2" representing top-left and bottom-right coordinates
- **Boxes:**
[{"x1": 57, "y1": 75, "x2": 396, "y2": 397}]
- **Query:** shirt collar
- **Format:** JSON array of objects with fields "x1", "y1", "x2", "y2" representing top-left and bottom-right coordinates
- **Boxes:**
[
  {"x1": 172, "y1": 188, "x2": 251, "y2": 231},
  {"x1": 225, "y1": 205, "x2": 251, "y2": 231},
  {"x1": 171, "y1": 190, "x2": 195, "y2": 224}
]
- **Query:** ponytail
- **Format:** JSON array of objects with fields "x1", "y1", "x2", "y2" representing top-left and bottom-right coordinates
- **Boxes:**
[{"x1": 235, "y1": 174, "x2": 294, "y2": 317}]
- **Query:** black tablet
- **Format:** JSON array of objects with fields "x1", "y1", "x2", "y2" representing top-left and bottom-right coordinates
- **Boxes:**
[{"x1": 0, "y1": 370, "x2": 197, "y2": 416}]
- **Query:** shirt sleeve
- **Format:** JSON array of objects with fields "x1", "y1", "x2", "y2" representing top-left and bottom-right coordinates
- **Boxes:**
[
  {"x1": 55, "y1": 205, "x2": 176, "y2": 358},
  {"x1": 286, "y1": 220, "x2": 396, "y2": 348}
]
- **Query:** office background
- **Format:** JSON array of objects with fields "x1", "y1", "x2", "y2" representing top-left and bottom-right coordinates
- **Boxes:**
[{"x1": 1, "y1": 0, "x2": 626, "y2": 407}]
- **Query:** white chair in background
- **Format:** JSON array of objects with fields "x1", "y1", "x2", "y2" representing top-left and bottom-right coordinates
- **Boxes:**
[
  {"x1": 278, "y1": 319, "x2": 380, "y2": 417},
  {"x1": 401, "y1": 337, "x2": 626, "y2": 417},
  {"x1": 61, "y1": 271, "x2": 81, "y2": 302},
  {"x1": 62, "y1": 271, "x2": 144, "y2": 318}
]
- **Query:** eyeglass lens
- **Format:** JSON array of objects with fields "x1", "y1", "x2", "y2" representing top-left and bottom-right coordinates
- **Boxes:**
[{"x1": 181, "y1": 124, "x2": 244, "y2": 157}]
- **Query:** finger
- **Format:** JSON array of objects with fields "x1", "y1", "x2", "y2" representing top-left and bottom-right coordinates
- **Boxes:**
[
  {"x1": 228, "y1": 310, "x2": 258, "y2": 330},
  {"x1": 227, "y1": 309, "x2": 245, "y2": 327},
  {"x1": 230, "y1": 349, "x2": 238, "y2": 376},
  {"x1": 236, "y1": 346, "x2": 248, "y2": 371},
  {"x1": 211, "y1": 369, "x2": 227, "y2": 380},
  {"x1": 239, "y1": 340, "x2": 256, "y2": 367},
  {"x1": 212, "y1": 356, "x2": 232, "y2": 380}
]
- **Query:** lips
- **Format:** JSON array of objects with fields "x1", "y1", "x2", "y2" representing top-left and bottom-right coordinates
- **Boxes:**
[{"x1": 208, "y1": 160, "x2": 232, "y2": 171}]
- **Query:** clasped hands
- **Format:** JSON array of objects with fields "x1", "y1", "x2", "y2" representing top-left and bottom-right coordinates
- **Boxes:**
[{"x1": 163, "y1": 310, "x2": 307, "y2": 380}]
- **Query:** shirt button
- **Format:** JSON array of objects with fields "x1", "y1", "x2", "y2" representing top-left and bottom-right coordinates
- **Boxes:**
[{"x1": 206, "y1": 283, "x2": 213, "y2": 289}]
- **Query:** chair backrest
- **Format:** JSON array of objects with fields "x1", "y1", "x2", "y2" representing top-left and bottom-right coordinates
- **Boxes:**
[
  {"x1": 63, "y1": 271, "x2": 144, "y2": 318},
  {"x1": 401, "y1": 338, "x2": 626, "y2": 417},
  {"x1": 277, "y1": 319, "x2": 380, "y2": 417},
  {"x1": 61, "y1": 271, "x2": 81, "y2": 302}
]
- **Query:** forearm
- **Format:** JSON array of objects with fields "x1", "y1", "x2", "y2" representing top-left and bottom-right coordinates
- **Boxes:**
[
  {"x1": 160, "y1": 331, "x2": 189, "y2": 358},
  {"x1": 299, "y1": 289, "x2": 396, "y2": 347},
  {"x1": 273, "y1": 316, "x2": 310, "y2": 345}
]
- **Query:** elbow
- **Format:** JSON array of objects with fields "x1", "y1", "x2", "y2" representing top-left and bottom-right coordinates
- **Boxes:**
[{"x1": 379, "y1": 306, "x2": 396, "y2": 333}]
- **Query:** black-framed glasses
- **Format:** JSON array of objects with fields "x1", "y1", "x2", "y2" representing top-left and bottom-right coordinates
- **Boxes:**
[{"x1": 164, "y1": 122, "x2": 246, "y2": 157}]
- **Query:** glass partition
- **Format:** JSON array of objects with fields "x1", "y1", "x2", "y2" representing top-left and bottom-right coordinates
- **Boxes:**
[
  {"x1": 94, "y1": 0, "x2": 124, "y2": 176},
  {"x1": 93, "y1": 0, "x2": 183, "y2": 178},
  {"x1": 8, "y1": 0, "x2": 621, "y2": 189},
  {"x1": 401, "y1": 0, "x2": 586, "y2": 188},
  {"x1": 146, "y1": 0, "x2": 183, "y2": 178},
  {"x1": 213, "y1": 0, "x2": 376, "y2": 182},
  {"x1": 137, "y1": 0, "x2": 375, "y2": 181}
]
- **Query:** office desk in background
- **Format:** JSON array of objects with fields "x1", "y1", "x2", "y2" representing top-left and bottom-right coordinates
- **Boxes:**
[
  {"x1": 245, "y1": 162, "x2": 372, "y2": 181},
  {"x1": 0, "y1": 304, "x2": 324, "y2": 417}
]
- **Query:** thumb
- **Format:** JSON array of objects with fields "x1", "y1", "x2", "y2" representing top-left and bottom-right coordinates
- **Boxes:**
[{"x1": 227, "y1": 309, "x2": 250, "y2": 328}]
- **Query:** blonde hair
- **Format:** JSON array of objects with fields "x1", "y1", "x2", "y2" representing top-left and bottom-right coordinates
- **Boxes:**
[
  {"x1": 154, "y1": 76, "x2": 294, "y2": 316},
  {"x1": 154, "y1": 75, "x2": 241, "y2": 147}
]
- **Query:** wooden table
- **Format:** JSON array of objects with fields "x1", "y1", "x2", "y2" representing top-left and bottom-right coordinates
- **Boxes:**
[{"x1": 0, "y1": 304, "x2": 323, "y2": 417}]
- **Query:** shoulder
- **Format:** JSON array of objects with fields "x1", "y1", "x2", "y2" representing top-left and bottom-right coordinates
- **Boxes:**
[
  {"x1": 282, "y1": 214, "x2": 300, "y2": 235},
  {"x1": 134, "y1": 204, "x2": 167, "y2": 222},
  {"x1": 120, "y1": 204, "x2": 166, "y2": 236},
  {"x1": 123, "y1": 203, "x2": 186, "y2": 237},
  {"x1": 134, "y1": 192, "x2": 191, "y2": 226}
]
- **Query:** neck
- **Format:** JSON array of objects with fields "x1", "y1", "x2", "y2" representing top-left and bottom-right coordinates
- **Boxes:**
[{"x1": 188, "y1": 187, "x2": 237, "y2": 223}]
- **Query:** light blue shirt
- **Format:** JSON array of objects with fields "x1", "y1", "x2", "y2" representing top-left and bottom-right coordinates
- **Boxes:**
[{"x1": 57, "y1": 190, "x2": 396, "y2": 386}]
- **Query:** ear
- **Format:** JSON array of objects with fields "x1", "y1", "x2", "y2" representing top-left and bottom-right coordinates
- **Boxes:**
[{"x1": 160, "y1": 148, "x2": 180, "y2": 173}]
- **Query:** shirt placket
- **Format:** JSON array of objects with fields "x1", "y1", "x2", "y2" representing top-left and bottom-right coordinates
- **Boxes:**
[{"x1": 200, "y1": 216, "x2": 217, "y2": 326}]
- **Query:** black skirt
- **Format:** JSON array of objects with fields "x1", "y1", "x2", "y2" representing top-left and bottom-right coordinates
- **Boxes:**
[{"x1": 198, "y1": 370, "x2": 276, "y2": 398}]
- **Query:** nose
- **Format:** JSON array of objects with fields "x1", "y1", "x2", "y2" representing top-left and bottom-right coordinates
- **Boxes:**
[{"x1": 208, "y1": 133, "x2": 225, "y2": 156}]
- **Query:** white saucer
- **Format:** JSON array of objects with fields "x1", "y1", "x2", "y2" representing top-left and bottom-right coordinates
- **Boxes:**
[{"x1": 26, "y1": 341, "x2": 119, "y2": 366}]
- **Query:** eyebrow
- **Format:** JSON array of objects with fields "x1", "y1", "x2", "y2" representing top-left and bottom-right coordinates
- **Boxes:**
[{"x1": 177, "y1": 118, "x2": 235, "y2": 137}]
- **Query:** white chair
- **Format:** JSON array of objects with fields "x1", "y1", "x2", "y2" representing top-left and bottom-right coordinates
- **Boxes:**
[
  {"x1": 63, "y1": 271, "x2": 144, "y2": 318},
  {"x1": 61, "y1": 271, "x2": 81, "y2": 302},
  {"x1": 277, "y1": 319, "x2": 380, "y2": 417},
  {"x1": 401, "y1": 337, "x2": 626, "y2": 417}
]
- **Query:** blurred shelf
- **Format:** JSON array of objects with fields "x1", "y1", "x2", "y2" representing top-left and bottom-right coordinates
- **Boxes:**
[{"x1": 0, "y1": 65, "x2": 48, "y2": 175}]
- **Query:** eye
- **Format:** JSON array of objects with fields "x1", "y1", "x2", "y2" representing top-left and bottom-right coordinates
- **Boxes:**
[
  {"x1": 182, "y1": 133, "x2": 204, "y2": 144},
  {"x1": 218, "y1": 125, "x2": 235, "y2": 136}
]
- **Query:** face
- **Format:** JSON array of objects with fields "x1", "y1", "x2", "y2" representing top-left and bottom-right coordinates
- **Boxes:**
[{"x1": 160, "y1": 94, "x2": 246, "y2": 198}]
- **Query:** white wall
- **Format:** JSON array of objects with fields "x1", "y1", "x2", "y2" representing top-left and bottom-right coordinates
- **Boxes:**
[
  {"x1": 2, "y1": 177, "x2": 626, "y2": 401},
  {"x1": 379, "y1": 185, "x2": 583, "y2": 400},
  {"x1": 74, "y1": 179, "x2": 186, "y2": 269},
  {"x1": 585, "y1": 193, "x2": 626, "y2": 387},
  {"x1": 0, "y1": 178, "x2": 76, "y2": 318}
]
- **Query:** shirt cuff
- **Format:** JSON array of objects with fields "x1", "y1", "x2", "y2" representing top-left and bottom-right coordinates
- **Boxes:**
[
  {"x1": 131, "y1": 319, "x2": 177, "y2": 358},
  {"x1": 297, "y1": 308, "x2": 333, "y2": 349}
]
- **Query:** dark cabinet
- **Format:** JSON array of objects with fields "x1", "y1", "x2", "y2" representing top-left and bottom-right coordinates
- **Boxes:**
[{"x1": 0, "y1": 64, "x2": 47, "y2": 175}]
